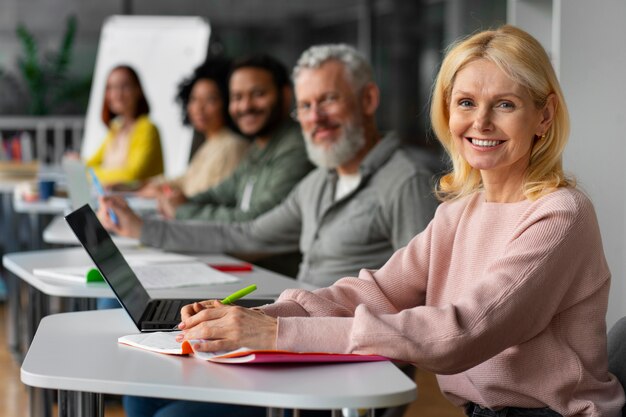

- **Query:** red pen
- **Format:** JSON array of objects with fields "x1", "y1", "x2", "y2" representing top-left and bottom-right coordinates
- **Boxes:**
[{"x1": 209, "y1": 263, "x2": 253, "y2": 273}]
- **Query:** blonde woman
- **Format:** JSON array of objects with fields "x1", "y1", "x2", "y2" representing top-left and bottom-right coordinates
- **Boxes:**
[{"x1": 174, "y1": 26, "x2": 626, "y2": 417}]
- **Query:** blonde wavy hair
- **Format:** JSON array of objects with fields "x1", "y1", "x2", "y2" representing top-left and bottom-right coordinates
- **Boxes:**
[{"x1": 430, "y1": 25, "x2": 574, "y2": 202}]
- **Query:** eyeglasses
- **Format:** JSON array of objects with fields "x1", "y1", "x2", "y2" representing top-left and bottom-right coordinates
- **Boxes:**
[{"x1": 291, "y1": 93, "x2": 342, "y2": 121}]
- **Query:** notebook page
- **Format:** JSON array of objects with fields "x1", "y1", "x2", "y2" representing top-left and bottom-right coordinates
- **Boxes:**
[
  {"x1": 124, "y1": 252, "x2": 197, "y2": 265},
  {"x1": 133, "y1": 262, "x2": 239, "y2": 289}
]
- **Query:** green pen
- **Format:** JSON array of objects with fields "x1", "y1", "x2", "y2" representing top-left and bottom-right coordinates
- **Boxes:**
[
  {"x1": 221, "y1": 284, "x2": 257, "y2": 305},
  {"x1": 173, "y1": 284, "x2": 259, "y2": 330}
]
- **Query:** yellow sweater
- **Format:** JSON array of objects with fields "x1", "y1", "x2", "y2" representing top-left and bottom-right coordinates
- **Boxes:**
[{"x1": 86, "y1": 115, "x2": 164, "y2": 185}]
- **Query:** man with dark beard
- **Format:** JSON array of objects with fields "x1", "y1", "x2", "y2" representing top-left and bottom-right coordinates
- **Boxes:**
[
  {"x1": 101, "y1": 44, "x2": 440, "y2": 289},
  {"x1": 157, "y1": 54, "x2": 313, "y2": 222}
]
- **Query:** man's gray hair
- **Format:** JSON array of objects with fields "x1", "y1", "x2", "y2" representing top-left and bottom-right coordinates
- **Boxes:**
[{"x1": 292, "y1": 44, "x2": 373, "y2": 91}]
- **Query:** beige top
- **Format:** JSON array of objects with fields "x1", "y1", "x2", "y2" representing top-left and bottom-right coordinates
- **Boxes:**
[
  {"x1": 170, "y1": 127, "x2": 249, "y2": 197},
  {"x1": 101, "y1": 127, "x2": 132, "y2": 169}
]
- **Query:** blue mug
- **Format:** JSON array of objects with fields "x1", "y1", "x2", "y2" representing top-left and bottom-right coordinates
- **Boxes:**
[{"x1": 38, "y1": 180, "x2": 56, "y2": 201}]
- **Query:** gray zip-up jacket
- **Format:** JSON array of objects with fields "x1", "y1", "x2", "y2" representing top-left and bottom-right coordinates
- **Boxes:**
[{"x1": 141, "y1": 133, "x2": 440, "y2": 287}]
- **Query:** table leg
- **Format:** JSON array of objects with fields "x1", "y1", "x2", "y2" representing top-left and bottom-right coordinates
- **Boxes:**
[
  {"x1": 25, "y1": 284, "x2": 50, "y2": 352},
  {"x1": 76, "y1": 391, "x2": 103, "y2": 417},
  {"x1": 29, "y1": 386, "x2": 53, "y2": 417},
  {"x1": 1, "y1": 192, "x2": 19, "y2": 253},
  {"x1": 57, "y1": 390, "x2": 73, "y2": 417},
  {"x1": 5, "y1": 271, "x2": 22, "y2": 360},
  {"x1": 1, "y1": 193, "x2": 22, "y2": 360},
  {"x1": 339, "y1": 409, "x2": 376, "y2": 417},
  {"x1": 267, "y1": 408, "x2": 285, "y2": 417},
  {"x1": 29, "y1": 212, "x2": 41, "y2": 249},
  {"x1": 342, "y1": 408, "x2": 376, "y2": 417},
  {"x1": 73, "y1": 297, "x2": 97, "y2": 311}
]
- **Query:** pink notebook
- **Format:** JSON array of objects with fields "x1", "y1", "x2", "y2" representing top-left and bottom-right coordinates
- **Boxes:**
[{"x1": 118, "y1": 332, "x2": 389, "y2": 364}]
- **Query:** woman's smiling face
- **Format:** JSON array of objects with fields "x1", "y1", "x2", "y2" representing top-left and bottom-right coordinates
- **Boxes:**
[{"x1": 449, "y1": 59, "x2": 550, "y2": 194}]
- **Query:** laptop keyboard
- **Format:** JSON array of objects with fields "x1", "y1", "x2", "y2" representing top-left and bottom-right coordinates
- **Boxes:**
[{"x1": 150, "y1": 299, "x2": 186, "y2": 322}]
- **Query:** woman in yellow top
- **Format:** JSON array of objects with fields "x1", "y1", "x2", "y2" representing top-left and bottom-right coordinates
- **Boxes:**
[
  {"x1": 138, "y1": 59, "x2": 249, "y2": 199},
  {"x1": 86, "y1": 65, "x2": 164, "y2": 186}
]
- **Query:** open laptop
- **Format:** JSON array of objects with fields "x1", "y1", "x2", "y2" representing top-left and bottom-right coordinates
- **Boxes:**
[
  {"x1": 65, "y1": 204, "x2": 273, "y2": 331},
  {"x1": 63, "y1": 159, "x2": 158, "y2": 214}
]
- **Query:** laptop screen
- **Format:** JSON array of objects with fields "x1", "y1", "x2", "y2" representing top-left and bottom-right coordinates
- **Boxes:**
[{"x1": 65, "y1": 204, "x2": 149, "y2": 327}]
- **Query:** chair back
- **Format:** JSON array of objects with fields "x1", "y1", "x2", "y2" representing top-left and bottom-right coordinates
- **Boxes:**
[{"x1": 608, "y1": 317, "x2": 626, "y2": 416}]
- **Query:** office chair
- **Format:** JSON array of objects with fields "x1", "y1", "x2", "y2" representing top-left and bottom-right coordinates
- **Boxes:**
[{"x1": 608, "y1": 316, "x2": 626, "y2": 417}]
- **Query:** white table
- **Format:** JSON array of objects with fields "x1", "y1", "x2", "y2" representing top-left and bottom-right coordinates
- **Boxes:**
[
  {"x1": 42, "y1": 215, "x2": 139, "y2": 246},
  {"x1": 5, "y1": 246, "x2": 315, "y2": 417},
  {"x1": 12, "y1": 196, "x2": 70, "y2": 215},
  {"x1": 3, "y1": 246, "x2": 312, "y2": 354},
  {"x1": 22, "y1": 309, "x2": 417, "y2": 417},
  {"x1": 3, "y1": 247, "x2": 308, "y2": 300}
]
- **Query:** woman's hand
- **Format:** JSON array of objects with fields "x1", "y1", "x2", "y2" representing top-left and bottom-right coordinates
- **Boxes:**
[
  {"x1": 176, "y1": 300, "x2": 277, "y2": 352},
  {"x1": 97, "y1": 196, "x2": 143, "y2": 238}
]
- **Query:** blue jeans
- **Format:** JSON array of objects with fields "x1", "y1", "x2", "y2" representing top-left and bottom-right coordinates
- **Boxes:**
[
  {"x1": 465, "y1": 403, "x2": 562, "y2": 417},
  {"x1": 123, "y1": 396, "x2": 339, "y2": 417},
  {"x1": 123, "y1": 396, "x2": 267, "y2": 417},
  {"x1": 96, "y1": 297, "x2": 120, "y2": 309}
]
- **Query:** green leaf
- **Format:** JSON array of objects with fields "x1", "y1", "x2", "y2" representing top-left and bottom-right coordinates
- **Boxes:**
[
  {"x1": 14, "y1": 16, "x2": 86, "y2": 115},
  {"x1": 52, "y1": 15, "x2": 77, "y2": 79}
]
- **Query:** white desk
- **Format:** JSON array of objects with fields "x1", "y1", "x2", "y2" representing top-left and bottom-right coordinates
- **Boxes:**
[
  {"x1": 22, "y1": 310, "x2": 417, "y2": 417},
  {"x1": 3, "y1": 246, "x2": 314, "y2": 353},
  {"x1": 3, "y1": 246, "x2": 311, "y2": 343},
  {"x1": 13, "y1": 196, "x2": 70, "y2": 215},
  {"x1": 42, "y1": 215, "x2": 139, "y2": 246},
  {"x1": 6, "y1": 246, "x2": 315, "y2": 417},
  {"x1": 3, "y1": 247, "x2": 308, "y2": 300}
]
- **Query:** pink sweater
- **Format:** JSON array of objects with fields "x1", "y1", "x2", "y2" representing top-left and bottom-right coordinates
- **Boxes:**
[{"x1": 261, "y1": 188, "x2": 625, "y2": 416}]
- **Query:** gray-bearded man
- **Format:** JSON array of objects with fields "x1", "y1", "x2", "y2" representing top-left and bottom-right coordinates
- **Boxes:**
[{"x1": 101, "y1": 44, "x2": 440, "y2": 288}]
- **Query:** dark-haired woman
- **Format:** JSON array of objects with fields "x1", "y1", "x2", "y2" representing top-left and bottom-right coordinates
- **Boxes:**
[{"x1": 138, "y1": 60, "x2": 249, "y2": 200}]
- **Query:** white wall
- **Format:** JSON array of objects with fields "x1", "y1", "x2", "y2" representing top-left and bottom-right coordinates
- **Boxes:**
[
  {"x1": 558, "y1": 0, "x2": 626, "y2": 328},
  {"x1": 510, "y1": 0, "x2": 626, "y2": 328}
]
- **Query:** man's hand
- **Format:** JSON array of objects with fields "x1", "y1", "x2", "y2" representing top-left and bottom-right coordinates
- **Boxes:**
[
  {"x1": 157, "y1": 188, "x2": 187, "y2": 219},
  {"x1": 175, "y1": 300, "x2": 277, "y2": 352},
  {"x1": 97, "y1": 196, "x2": 143, "y2": 238}
]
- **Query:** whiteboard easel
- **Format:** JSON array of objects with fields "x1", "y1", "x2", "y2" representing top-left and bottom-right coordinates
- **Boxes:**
[{"x1": 81, "y1": 15, "x2": 210, "y2": 178}]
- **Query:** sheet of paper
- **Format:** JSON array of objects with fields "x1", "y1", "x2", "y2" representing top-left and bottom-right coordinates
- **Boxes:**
[
  {"x1": 119, "y1": 332, "x2": 185, "y2": 354},
  {"x1": 119, "y1": 332, "x2": 233, "y2": 357},
  {"x1": 133, "y1": 262, "x2": 239, "y2": 289},
  {"x1": 124, "y1": 252, "x2": 197, "y2": 265},
  {"x1": 33, "y1": 266, "x2": 92, "y2": 283},
  {"x1": 33, "y1": 261, "x2": 239, "y2": 288}
]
